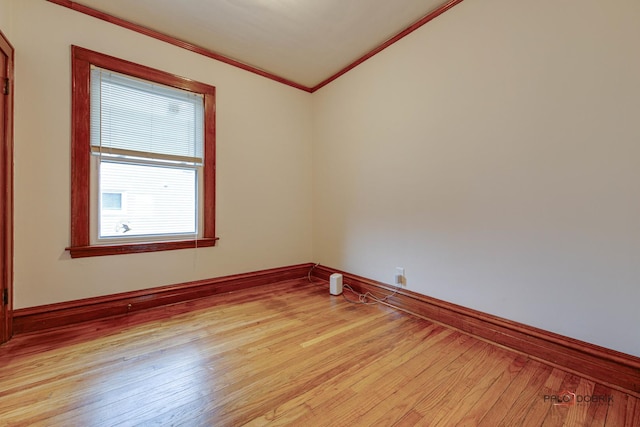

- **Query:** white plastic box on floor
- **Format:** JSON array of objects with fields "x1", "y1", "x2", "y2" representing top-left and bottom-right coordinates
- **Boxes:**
[{"x1": 329, "y1": 273, "x2": 343, "y2": 295}]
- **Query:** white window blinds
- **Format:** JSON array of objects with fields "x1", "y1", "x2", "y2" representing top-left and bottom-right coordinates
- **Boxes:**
[{"x1": 90, "y1": 66, "x2": 204, "y2": 164}]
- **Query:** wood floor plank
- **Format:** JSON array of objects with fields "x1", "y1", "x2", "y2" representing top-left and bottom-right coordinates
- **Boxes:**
[
  {"x1": 0, "y1": 278, "x2": 637, "y2": 427},
  {"x1": 502, "y1": 366, "x2": 573, "y2": 427},
  {"x1": 307, "y1": 325, "x2": 457, "y2": 411},
  {"x1": 630, "y1": 396, "x2": 640, "y2": 427},
  {"x1": 138, "y1": 306, "x2": 407, "y2": 425},
  {"x1": 604, "y1": 389, "x2": 632, "y2": 427},
  {"x1": 514, "y1": 367, "x2": 567, "y2": 427},
  {"x1": 448, "y1": 352, "x2": 528, "y2": 426},
  {"x1": 426, "y1": 348, "x2": 523, "y2": 426},
  {"x1": 476, "y1": 358, "x2": 553, "y2": 426},
  {"x1": 540, "y1": 372, "x2": 582, "y2": 427},
  {"x1": 243, "y1": 322, "x2": 447, "y2": 426},
  {"x1": 359, "y1": 341, "x2": 490, "y2": 425},
  {"x1": 325, "y1": 337, "x2": 484, "y2": 426},
  {"x1": 391, "y1": 409, "x2": 423, "y2": 427},
  {"x1": 247, "y1": 313, "x2": 426, "y2": 424},
  {"x1": 585, "y1": 383, "x2": 615, "y2": 427},
  {"x1": 562, "y1": 378, "x2": 597, "y2": 427}
]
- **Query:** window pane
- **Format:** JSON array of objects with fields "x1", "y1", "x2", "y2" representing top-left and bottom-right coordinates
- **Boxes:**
[
  {"x1": 91, "y1": 67, "x2": 204, "y2": 163},
  {"x1": 99, "y1": 161, "x2": 197, "y2": 238},
  {"x1": 102, "y1": 192, "x2": 122, "y2": 210}
]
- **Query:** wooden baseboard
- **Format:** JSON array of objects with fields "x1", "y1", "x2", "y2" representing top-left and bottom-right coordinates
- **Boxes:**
[
  {"x1": 13, "y1": 263, "x2": 314, "y2": 335},
  {"x1": 13, "y1": 261, "x2": 640, "y2": 396},
  {"x1": 312, "y1": 264, "x2": 640, "y2": 397}
]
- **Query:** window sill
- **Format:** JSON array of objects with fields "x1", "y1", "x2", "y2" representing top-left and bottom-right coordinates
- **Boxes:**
[{"x1": 67, "y1": 238, "x2": 219, "y2": 258}]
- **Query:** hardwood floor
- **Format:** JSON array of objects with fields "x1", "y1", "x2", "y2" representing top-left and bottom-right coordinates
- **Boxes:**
[{"x1": 0, "y1": 279, "x2": 638, "y2": 426}]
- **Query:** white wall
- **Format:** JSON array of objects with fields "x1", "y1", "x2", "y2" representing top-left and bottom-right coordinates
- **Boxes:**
[
  {"x1": 0, "y1": 0, "x2": 12, "y2": 39},
  {"x1": 313, "y1": 0, "x2": 640, "y2": 357},
  {"x1": 11, "y1": 0, "x2": 312, "y2": 307}
]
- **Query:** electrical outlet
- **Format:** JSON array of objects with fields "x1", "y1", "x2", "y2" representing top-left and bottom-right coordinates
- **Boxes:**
[{"x1": 395, "y1": 267, "x2": 405, "y2": 287}]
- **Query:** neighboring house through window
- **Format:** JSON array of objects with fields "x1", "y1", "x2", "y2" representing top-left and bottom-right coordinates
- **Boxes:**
[{"x1": 68, "y1": 46, "x2": 217, "y2": 258}]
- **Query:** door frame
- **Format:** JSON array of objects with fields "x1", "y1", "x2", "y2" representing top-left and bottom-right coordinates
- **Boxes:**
[{"x1": 0, "y1": 28, "x2": 14, "y2": 344}]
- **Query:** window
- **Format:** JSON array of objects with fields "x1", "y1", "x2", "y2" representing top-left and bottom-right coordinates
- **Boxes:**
[
  {"x1": 101, "y1": 192, "x2": 123, "y2": 211},
  {"x1": 69, "y1": 46, "x2": 217, "y2": 258},
  {"x1": 91, "y1": 67, "x2": 202, "y2": 241}
]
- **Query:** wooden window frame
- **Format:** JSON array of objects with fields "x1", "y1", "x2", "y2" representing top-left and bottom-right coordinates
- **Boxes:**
[{"x1": 68, "y1": 46, "x2": 217, "y2": 258}]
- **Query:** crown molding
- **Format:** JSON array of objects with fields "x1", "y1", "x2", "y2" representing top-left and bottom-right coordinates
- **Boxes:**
[{"x1": 46, "y1": 0, "x2": 464, "y2": 93}]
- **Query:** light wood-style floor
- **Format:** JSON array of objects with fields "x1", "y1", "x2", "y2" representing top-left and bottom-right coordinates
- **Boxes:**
[{"x1": 1, "y1": 279, "x2": 638, "y2": 426}]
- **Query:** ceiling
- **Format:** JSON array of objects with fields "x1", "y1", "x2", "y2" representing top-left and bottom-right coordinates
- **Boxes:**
[{"x1": 64, "y1": 0, "x2": 459, "y2": 91}]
